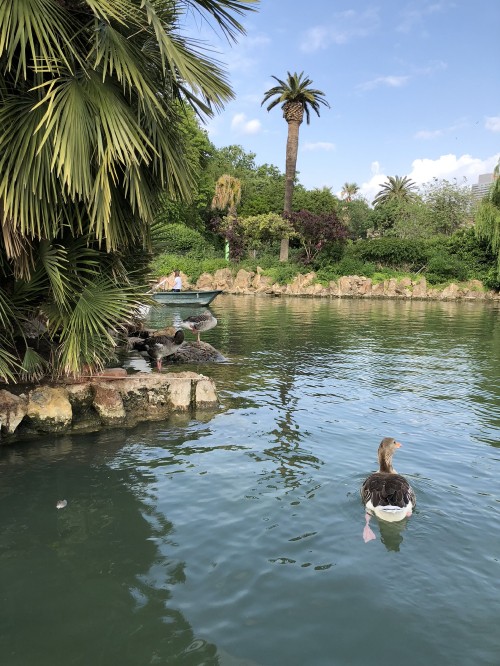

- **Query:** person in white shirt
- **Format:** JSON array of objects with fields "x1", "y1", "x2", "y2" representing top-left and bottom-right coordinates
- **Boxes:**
[{"x1": 172, "y1": 270, "x2": 182, "y2": 292}]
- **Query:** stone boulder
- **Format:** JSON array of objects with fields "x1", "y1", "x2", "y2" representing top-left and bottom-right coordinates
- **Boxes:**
[
  {"x1": 412, "y1": 278, "x2": 427, "y2": 298},
  {"x1": 26, "y1": 386, "x2": 73, "y2": 433},
  {"x1": 0, "y1": 390, "x2": 28, "y2": 434},
  {"x1": 233, "y1": 269, "x2": 255, "y2": 292},
  {"x1": 92, "y1": 385, "x2": 126, "y2": 425}
]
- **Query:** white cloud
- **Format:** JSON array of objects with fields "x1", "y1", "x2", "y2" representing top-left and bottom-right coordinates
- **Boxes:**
[
  {"x1": 231, "y1": 113, "x2": 262, "y2": 135},
  {"x1": 357, "y1": 75, "x2": 409, "y2": 91},
  {"x1": 371, "y1": 161, "x2": 381, "y2": 175},
  {"x1": 409, "y1": 153, "x2": 500, "y2": 184},
  {"x1": 397, "y1": 2, "x2": 450, "y2": 33},
  {"x1": 414, "y1": 129, "x2": 444, "y2": 140},
  {"x1": 302, "y1": 142, "x2": 336, "y2": 152},
  {"x1": 359, "y1": 152, "x2": 500, "y2": 203},
  {"x1": 485, "y1": 115, "x2": 500, "y2": 132},
  {"x1": 300, "y1": 8, "x2": 379, "y2": 52}
]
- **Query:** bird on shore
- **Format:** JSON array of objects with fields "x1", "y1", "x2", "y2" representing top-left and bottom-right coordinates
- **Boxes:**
[
  {"x1": 145, "y1": 329, "x2": 184, "y2": 371},
  {"x1": 181, "y1": 312, "x2": 217, "y2": 343},
  {"x1": 360, "y1": 437, "x2": 416, "y2": 543}
]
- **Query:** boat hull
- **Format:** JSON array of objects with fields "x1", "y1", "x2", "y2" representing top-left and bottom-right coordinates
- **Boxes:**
[{"x1": 152, "y1": 290, "x2": 222, "y2": 306}]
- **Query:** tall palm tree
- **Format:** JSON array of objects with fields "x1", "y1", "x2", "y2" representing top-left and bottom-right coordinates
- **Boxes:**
[
  {"x1": 341, "y1": 182, "x2": 360, "y2": 202},
  {"x1": 373, "y1": 175, "x2": 418, "y2": 207},
  {"x1": 262, "y1": 71, "x2": 329, "y2": 261},
  {"x1": 0, "y1": 0, "x2": 255, "y2": 382}
]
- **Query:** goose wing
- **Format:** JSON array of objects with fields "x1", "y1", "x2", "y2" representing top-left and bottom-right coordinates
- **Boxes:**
[
  {"x1": 145, "y1": 330, "x2": 184, "y2": 359},
  {"x1": 361, "y1": 472, "x2": 415, "y2": 508},
  {"x1": 182, "y1": 313, "x2": 216, "y2": 332}
]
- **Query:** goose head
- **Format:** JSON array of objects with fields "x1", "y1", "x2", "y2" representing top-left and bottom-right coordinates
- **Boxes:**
[{"x1": 377, "y1": 437, "x2": 402, "y2": 474}]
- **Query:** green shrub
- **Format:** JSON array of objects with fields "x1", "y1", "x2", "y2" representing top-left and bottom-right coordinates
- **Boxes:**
[
  {"x1": 150, "y1": 253, "x2": 228, "y2": 282},
  {"x1": 151, "y1": 223, "x2": 215, "y2": 259},
  {"x1": 262, "y1": 262, "x2": 304, "y2": 285},
  {"x1": 351, "y1": 237, "x2": 428, "y2": 268},
  {"x1": 482, "y1": 267, "x2": 500, "y2": 291},
  {"x1": 425, "y1": 253, "x2": 468, "y2": 284}
]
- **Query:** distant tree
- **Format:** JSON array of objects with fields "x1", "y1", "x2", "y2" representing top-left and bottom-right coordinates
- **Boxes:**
[
  {"x1": 285, "y1": 210, "x2": 347, "y2": 264},
  {"x1": 340, "y1": 199, "x2": 373, "y2": 239},
  {"x1": 371, "y1": 199, "x2": 411, "y2": 234},
  {"x1": 211, "y1": 175, "x2": 242, "y2": 260},
  {"x1": 239, "y1": 213, "x2": 295, "y2": 257},
  {"x1": 239, "y1": 164, "x2": 286, "y2": 216},
  {"x1": 421, "y1": 178, "x2": 474, "y2": 235},
  {"x1": 293, "y1": 186, "x2": 339, "y2": 215},
  {"x1": 373, "y1": 176, "x2": 419, "y2": 207},
  {"x1": 341, "y1": 182, "x2": 360, "y2": 202},
  {"x1": 262, "y1": 71, "x2": 330, "y2": 261}
]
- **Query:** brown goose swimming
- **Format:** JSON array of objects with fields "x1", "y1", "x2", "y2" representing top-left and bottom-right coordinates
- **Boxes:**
[
  {"x1": 181, "y1": 312, "x2": 217, "y2": 343},
  {"x1": 360, "y1": 437, "x2": 416, "y2": 542},
  {"x1": 145, "y1": 329, "x2": 184, "y2": 371}
]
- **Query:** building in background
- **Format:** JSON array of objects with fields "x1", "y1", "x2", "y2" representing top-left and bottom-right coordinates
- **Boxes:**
[{"x1": 471, "y1": 173, "x2": 494, "y2": 200}]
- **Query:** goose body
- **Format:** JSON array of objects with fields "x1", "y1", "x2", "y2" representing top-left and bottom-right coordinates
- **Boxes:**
[
  {"x1": 181, "y1": 312, "x2": 217, "y2": 343},
  {"x1": 145, "y1": 329, "x2": 184, "y2": 370},
  {"x1": 361, "y1": 438, "x2": 416, "y2": 540}
]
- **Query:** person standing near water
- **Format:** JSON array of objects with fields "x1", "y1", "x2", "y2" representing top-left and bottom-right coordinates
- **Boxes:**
[{"x1": 172, "y1": 270, "x2": 182, "y2": 292}]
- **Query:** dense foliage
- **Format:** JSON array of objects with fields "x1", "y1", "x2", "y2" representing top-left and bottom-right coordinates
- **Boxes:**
[{"x1": 0, "y1": 0, "x2": 255, "y2": 383}]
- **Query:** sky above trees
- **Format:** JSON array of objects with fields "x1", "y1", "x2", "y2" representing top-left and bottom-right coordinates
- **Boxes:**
[{"x1": 192, "y1": 0, "x2": 500, "y2": 201}]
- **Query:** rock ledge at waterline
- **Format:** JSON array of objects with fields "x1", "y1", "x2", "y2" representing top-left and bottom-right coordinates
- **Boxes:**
[
  {"x1": 160, "y1": 269, "x2": 500, "y2": 301},
  {"x1": 0, "y1": 371, "x2": 218, "y2": 442}
]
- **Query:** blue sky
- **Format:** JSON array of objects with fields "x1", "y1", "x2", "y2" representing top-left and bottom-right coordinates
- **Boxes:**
[{"x1": 194, "y1": 0, "x2": 499, "y2": 202}]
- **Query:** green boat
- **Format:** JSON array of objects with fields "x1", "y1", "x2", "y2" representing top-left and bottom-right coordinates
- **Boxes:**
[{"x1": 152, "y1": 290, "x2": 222, "y2": 306}]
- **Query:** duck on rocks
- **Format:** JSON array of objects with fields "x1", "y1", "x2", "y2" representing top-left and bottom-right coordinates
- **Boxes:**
[
  {"x1": 145, "y1": 329, "x2": 185, "y2": 371},
  {"x1": 360, "y1": 437, "x2": 416, "y2": 543},
  {"x1": 181, "y1": 312, "x2": 217, "y2": 343}
]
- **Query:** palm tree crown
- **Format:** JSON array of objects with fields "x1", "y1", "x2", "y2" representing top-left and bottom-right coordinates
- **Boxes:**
[
  {"x1": 373, "y1": 175, "x2": 419, "y2": 207},
  {"x1": 261, "y1": 71, "x2": 330, "y2": 125},
  {"x1": 341, "y1": 182, "x2": 360, "y2": 202}
]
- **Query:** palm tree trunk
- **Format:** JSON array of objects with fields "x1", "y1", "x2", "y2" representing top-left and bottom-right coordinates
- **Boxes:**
[{"x1": 281, "y1": 119, "x2": 300, "y2": 261}]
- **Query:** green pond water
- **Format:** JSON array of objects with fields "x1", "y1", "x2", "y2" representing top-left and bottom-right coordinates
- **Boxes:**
[{"x1": 1, "y1": 295, "x2": 500, "y2": 666}]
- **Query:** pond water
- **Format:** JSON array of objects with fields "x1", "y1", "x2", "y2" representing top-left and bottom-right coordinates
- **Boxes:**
[{"x1": 1, "y1": 295, "x2": 500, "y2": 666}]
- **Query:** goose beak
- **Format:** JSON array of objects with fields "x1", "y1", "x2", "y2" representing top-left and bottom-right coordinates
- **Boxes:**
[{"x1": 395, "y1": 441, "x2": 402, "y2": 448}]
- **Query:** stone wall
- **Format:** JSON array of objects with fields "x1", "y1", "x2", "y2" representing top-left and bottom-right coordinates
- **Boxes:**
[
  {"x1": 0, "y1": 371, "x2": 218, "y2": 443},
  {"x1": 154, "y1": 269, "x2": 499, "y2": 301}
]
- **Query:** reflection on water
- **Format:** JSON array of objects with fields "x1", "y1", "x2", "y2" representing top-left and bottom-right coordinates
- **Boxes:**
[{"x1": 1, "y1": 295, "x2": 500, "y2": 666}]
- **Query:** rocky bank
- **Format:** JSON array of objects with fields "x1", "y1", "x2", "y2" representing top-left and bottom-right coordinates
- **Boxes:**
[
  {"x1": 155, "y1": 268, "x2": 500, "y2": 301},
  {"x1": 0, "y1": 370, "x2": 218, "y2": 444}
]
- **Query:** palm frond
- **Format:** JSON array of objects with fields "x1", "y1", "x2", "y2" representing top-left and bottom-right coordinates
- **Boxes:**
[
  {"x1": 0, "y1": 339, "x2": 20, "y2": 383},
  {"x1": 19, "y1": 346, "x2": 48, "y2": 383},
  {"x1": 0, "y1": 0, "x2": 80, "y2": 80},
  {"x1": 43, "y1": 276, "x2": 143, "y2": 375}
]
